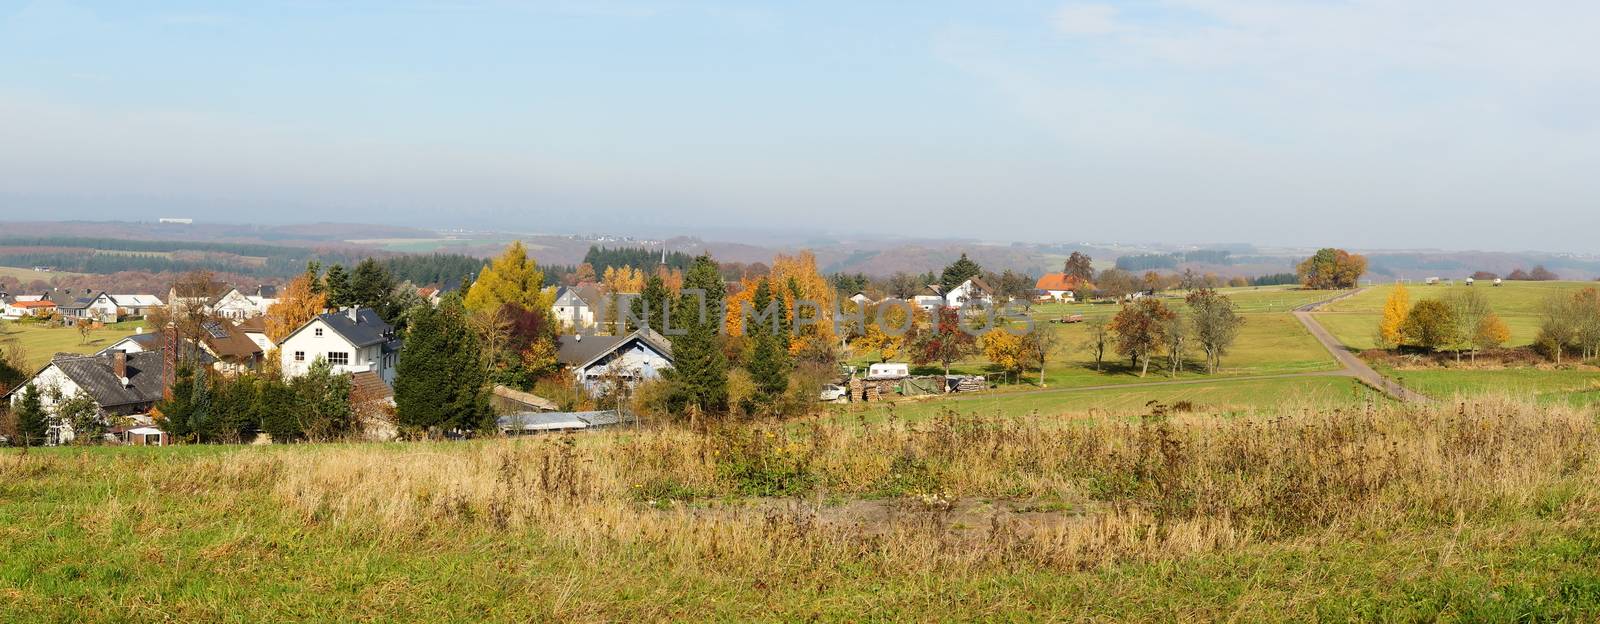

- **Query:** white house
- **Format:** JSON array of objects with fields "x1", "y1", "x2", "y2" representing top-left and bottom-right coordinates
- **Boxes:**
[
  {"x1": 58, "y1": 291, "x2": 121, "y2": 324},
  {"x1": 237, "y1": 316, "x2": 276, "y2": 353},
  {"x1": 3, "y1": 351, "x2": 166, "y2": 445},
  {"x1": 847, "y1": 291, "x2": 872, "y2": 305},
  {"x1": 551, "y1": 285, "x2": 606, "y2": 329},
  {"x1": 942, "y1": 277, "x2": 994, "y2": 308},
  {"x1": 556, "y1": 328, "x2": 673, "y2": 393},
  {"x1": 209, "y1": 288, "x2": 259, "y2": 320},
  {"x1": 245, "y1": 285, "x2": 279, "y2": 316},
  {"x1": 108, "y1": 294, "x2": 165, "y2": 319},
  {"x1": 1034, "y1": 273, "x2": 1089, "y2": 303},
  {"x1": 277, "y1": 307, "x2": 401, "y2": 385}
]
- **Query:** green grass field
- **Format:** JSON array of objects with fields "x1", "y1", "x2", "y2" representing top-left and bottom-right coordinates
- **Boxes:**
[
  {"x1": 1382, "y1": 367, "x2": 1600, "y2": 406},
  {"x1": 831, "y1": 374, "x2": 1381, "y2": 423},
  {"x1": 1317, "y1": 281, "x2": 1598, "y2": 349},
  {"x1": 0, "y1": 321, "x2": 147, "y2": 370}
]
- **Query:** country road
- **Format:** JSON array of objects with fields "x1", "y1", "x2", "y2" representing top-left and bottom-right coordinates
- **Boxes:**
[{"x1": 1293, "y1": 289, "x2": 1432, "y2": 403}]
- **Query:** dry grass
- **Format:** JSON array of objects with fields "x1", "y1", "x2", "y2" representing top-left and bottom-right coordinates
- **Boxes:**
[
  {"x1": 159, "y1": 397, "x2": 1600, "y2": 574},
  {"x1": 4, "y1": 397, "x2": 1598, "y2": 620}
]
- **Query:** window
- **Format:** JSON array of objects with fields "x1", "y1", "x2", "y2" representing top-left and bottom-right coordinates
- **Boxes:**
[
  {"x1": 314, "y1": 327, "x2": 323, "y2": 337},
  {"x1": 327, "y1": 352, "x2": 349, "y2": 366},
  {"x1": 294, "y1": 351, "x2": 305, "y2": 362}
]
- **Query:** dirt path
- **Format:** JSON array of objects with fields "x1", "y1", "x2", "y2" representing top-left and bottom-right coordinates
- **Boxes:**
[{"x1": 1293, "y1": 289, "x2": 1432, "y2": 403}]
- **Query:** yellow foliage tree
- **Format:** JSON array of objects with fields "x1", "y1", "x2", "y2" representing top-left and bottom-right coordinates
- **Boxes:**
[
  {"x1": 769, "y1": 251, "x2": 835, "y2": 357},
  {"x1": 982, "y1": 328, "x2": 1027, "y2": 374},
  {"x1": 1378, "y1": 283, "x2": 1410, "y2": 348},
  {"x1": 464, "y1": 241, "x2": 553, "y2": 315},
  {"x1": 1472, "y1": 313, "x2": 1510, "y2": 361},
  {"x1": 264, "y1": 274, "x2": 327, "y2": 343}
]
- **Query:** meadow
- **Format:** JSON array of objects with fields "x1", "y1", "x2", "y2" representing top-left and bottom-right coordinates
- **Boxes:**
[
  {"x1": 3, "y1": 396, "x2": 1598, "y2": 621},
  {"x1": 1309, "y1": 281, "x2": 1600, "y2": 403},
  {"x1": 1316, "y1": 280, "x2": 1598, "y2": 349},
  {"x1": 0, "y1": 320, "x2": 146, "y2": 370},
  {"x1": 854, "y1": 286, "x2": 1344, "y2": 390}
]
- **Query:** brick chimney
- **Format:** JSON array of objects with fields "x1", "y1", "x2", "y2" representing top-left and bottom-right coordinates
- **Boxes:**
[{"x1": 112, "y1": 350, "x2": 128, "y2": 385}]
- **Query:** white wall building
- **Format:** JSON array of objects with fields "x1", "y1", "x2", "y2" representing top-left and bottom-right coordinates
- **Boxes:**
[{"x1": 277, "y1": 307, "x2": 401, "y2": 385}]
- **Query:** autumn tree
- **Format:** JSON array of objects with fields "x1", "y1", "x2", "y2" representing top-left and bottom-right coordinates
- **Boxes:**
[
  {"x1": 1296, "y1": 248, "x2": 1367, "y2": 289},
  {"x1": 1187, "y1": 289, "x2": 1243, "y2": 374},
  {"x1": 853, "y1": 302, "x2": 912, "y2": 363},
  {"x1": 1473, "y1": 313, "x2": 1510, "y2": 359},
  {"x1": 1572, "y1": 288, "x2": 1600, "y2": 361},
  {"x1": 1377, "y1": 283, "x2": 1411, "y2": 348},
  {"x1": 913, "y1": 307, "x2": 977, "y2": 377},
  {"x1": 1063, "y1": 252, "x2": 1095, "y2": 283},
  {"x1": 1400, "y1": 299, "x2": 1459, "y2": 352},
  {"x1": 1161, "y1": 315, "x2": 1188, "y2": 377},
  {"x1": 1110, "y1": 298, "x2": 1174, "y2": 377},
  {"x1": 1094, "y1": 269, "x2": 1139, "y2": 301},
  {"x1": 1536, "y1": 293, "x2": 1582, "y2": 363},
  {"x1": 981, "y1": 328, "x2": 1026, "y2": 377},
  {"x1": 264, "y1": 274, "x2": 327, "y2": 343},
  {"x1": 939, "y1": 253, "x2": 983, "y2": 292},
  {"x1": 1021, "y1": 325, "x2": 1063, "y2": 386},
  {"x1": 1083, "y1": 316, "x2": 1111, "y2": 371},
  {"x1": 1445, "y1": 288, "x2": 1492, "y2": 362},
  {"x1": 464, "y1": 241, "x2": 552, "y2": 316}
]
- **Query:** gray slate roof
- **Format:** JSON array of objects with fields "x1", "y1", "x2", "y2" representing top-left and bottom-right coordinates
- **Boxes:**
[
  {"x1": 49, "y1": 351, "x2": 166, "y2": 408},
  {"x1": 555, "y1": 328, "x2": 673, "y2": 370},
  {"x1": 304, "y1": 308, "x2": 395, "y2": 348}
]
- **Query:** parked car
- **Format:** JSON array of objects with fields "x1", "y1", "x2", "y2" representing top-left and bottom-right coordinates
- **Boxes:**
[{"x1": 819, "y1": 384, "x2": 848, "y2": 402}]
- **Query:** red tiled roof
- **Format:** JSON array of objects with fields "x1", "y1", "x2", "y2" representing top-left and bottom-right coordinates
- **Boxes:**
[
  {"x1": 1035, "y1": 273, "x2": 1091, "y2": 291},
  {"x1": 13, "y1": 300, "x2": 56, "y2": 308}
]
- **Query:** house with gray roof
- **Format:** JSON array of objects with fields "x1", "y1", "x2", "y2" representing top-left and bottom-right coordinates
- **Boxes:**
[
  {"x1": 3, "y1": 350, "x2": 166, "y2": 445},
  {"x1": 556, "y1": 328, "x2": 673, "y2": 393},
  {"x1": 277, "y1": 307, "x2": 402, "y2": 385}
]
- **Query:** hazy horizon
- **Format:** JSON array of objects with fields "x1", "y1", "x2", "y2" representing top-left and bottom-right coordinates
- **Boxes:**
[{"x1": 3, "y1": 1, "x2": 1598, "y2": 252}]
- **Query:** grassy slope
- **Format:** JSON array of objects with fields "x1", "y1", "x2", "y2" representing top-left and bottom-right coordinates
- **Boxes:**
[
  {"x1": 853, "y1": 286, "x2": 1342, "y2": 390},
  {"x1": 3, "y1": 398, "x2": 1599, "y2": 621},
  {"x1": 1314, "y1": 281, "x2": 1600, "y2": 403},
  {"x1": 1381, "y1": 367, "x2": 1600, "y2": 406},
  {"x1": 1317, "y1": 280, "x2": 1597, "y2": 349},
  {"x1": 0, "y1": 321, "x2": 146, "y2": 369},
  {"x1": 831, "y1": 375, "x2": 1380, "y2": 423}
]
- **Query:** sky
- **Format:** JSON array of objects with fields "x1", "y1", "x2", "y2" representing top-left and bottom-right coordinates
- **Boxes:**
[{"x1": 1, "y1": 0, "x2": 1598, "y2": 252}]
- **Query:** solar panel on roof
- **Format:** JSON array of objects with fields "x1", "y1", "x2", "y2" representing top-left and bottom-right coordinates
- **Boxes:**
[{"x1": 203, "y1": 322, "x2": 229, "y2": 339}]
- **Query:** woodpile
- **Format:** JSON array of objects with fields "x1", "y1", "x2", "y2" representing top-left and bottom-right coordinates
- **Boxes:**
[{"x1": 946, "y1": 375, "x2": 986, "y2": 393}]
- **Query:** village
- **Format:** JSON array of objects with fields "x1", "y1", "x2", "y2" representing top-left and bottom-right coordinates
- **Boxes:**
[{"x1": 4, "y1": 241, "x2": 1595, "y2": 448}]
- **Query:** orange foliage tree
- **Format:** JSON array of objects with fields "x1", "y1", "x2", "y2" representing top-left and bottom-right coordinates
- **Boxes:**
[{"x1": 265, "y1": 274, "x2": 327, "y2": 343}]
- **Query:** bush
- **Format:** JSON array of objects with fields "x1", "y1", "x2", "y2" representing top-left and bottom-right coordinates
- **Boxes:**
[{"x1": 713, "y1": 427, "x2": 817, "y2": 497}]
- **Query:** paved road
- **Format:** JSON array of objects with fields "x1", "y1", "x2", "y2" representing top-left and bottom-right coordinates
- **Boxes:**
[{"x1": 1293, "y1": 289, "x2": 1432, "y2": 403}]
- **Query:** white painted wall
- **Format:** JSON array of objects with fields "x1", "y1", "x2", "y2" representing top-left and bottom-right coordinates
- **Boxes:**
[
  {"x1": 278, "y1": 318, "x2": 396, "y2": 384},
  {"x1": 8, "y1": 365, "x2": 84, "y2": 444}
]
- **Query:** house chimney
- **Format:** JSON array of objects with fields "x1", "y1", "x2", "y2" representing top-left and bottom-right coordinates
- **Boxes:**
[
  {"x1": 112, "y1": 350, "x2": 128, "y2": 383},
  {"x1": 348, "y1": 306, "x2": 359, "y2": 323}
]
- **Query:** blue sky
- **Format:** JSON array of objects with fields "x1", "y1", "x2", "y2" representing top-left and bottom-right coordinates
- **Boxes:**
[{"x1": 2, "y1": 1, "x2": 1598, "y2": 251}]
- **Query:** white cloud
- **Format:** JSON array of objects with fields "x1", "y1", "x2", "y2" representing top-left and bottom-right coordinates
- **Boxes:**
[{"x1": 1051, "y1": 3, "x2": 1122, "y2": 36}]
